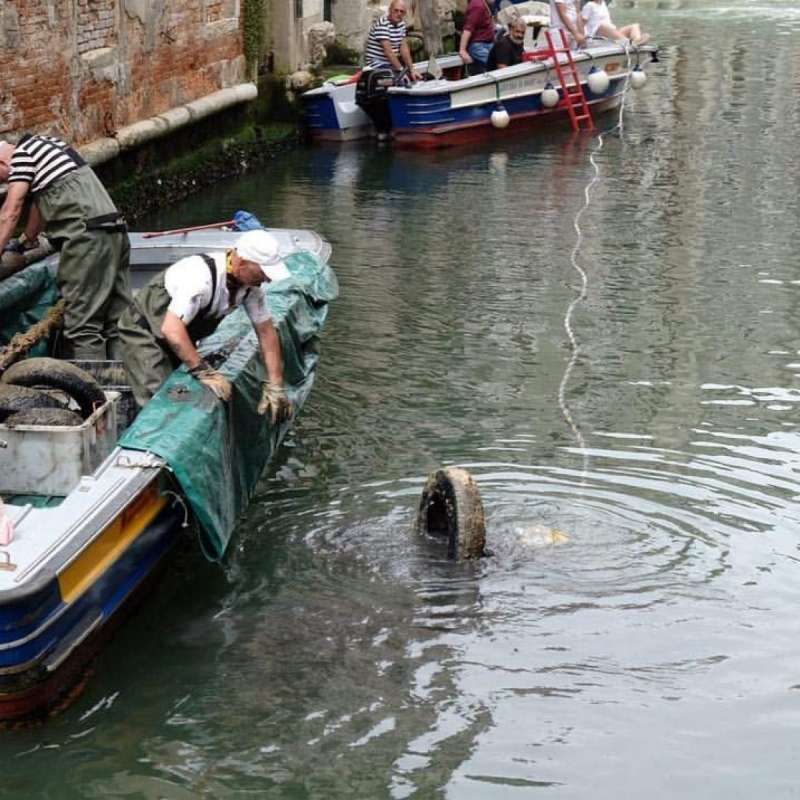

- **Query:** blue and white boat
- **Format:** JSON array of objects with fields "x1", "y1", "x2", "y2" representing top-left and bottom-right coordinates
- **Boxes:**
[
  {"x1": 302, "y1": 41, "x2": 657, "y2": 148},
  {"x1": 390, "y1": 42, "x2": 657, "y2": 148}
]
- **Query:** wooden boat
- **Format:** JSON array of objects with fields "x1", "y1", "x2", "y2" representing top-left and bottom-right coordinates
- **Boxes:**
[
  {"x1": 302, "y1": 40, "x2": 658, "y2": 148},
  {"x1": 0, "y1": 217, "x2": 336, "y2": 720}
]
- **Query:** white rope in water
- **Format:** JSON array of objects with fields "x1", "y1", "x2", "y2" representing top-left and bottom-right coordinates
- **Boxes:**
[{"x1": 556, "y1": 44, "x2": 633, "y2": 470}]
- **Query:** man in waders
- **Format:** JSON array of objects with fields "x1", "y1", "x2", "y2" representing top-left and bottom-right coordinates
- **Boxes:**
[
  {"x1": 0, "y1": 134, "x2": 131, "y2": 359},
  {"x1": 117, "y1": 229, "x2": 294, "y2": 425}
]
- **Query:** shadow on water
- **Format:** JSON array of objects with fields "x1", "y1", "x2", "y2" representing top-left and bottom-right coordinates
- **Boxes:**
[{"x1": 5, "y1": 3, "x2": 800, "y2": 796}]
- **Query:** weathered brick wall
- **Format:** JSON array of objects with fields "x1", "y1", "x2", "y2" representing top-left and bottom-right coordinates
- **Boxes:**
[{"x1": 0, "y1": 0, "x2": 247, "y2": 147}]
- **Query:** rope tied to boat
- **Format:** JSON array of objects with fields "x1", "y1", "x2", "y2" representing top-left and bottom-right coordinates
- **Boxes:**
[
  {"x1": 557, "y1": 43, "x2": 633, "y2": 478},
  {"x1": 161, "y1": 489, "x2": 191, "y2": 528}
]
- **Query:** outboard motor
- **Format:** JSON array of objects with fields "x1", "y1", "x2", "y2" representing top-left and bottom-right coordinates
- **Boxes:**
[{"x1": 355, "y1": 68, "x2": 397, "y2": 135}]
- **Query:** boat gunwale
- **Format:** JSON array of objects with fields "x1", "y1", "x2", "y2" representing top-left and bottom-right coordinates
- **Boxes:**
[{"x1": 387, "y1": 42, "x2": 659, "y2": 98}]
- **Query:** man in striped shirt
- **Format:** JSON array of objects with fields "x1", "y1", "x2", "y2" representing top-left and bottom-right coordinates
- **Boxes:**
[
  {"x1": 0, "y1": 134, "x2": 131, "y2": 360},
  {"x1": 364, "y1": 0, "x2": 421, "y2": 79}
]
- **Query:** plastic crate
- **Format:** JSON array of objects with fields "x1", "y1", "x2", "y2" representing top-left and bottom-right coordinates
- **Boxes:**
[{"x1": 0, "y1": 392, "x2": 119, "y2": 496}]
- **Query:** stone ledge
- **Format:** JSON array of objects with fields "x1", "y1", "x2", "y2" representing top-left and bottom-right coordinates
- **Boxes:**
[{"x1": 81, "y1": 82, "x2": 258, "y2": 166}]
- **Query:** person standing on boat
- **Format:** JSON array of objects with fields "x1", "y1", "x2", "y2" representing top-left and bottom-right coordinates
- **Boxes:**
[
  {"x1": 459, "y1": 0, "x2": 497, "y2": 73},
  {"x1": 548, "y1": 0, "x2": 586, "y2": 49},
  {"x1": 0, "y1": 135, "x2": 131, "y2": 360},
  {"x1": 364, "y1": 0, "x2": 421, "y2": 79},
  {"x1": 486, "y1": 18, "x2": 527, "y2": 70},
  {"x1": 117, "y1": 229, "x2": 294, "y2": 425}
]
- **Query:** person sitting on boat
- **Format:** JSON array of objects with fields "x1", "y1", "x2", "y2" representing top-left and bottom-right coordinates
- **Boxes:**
[
  {"x1": 547, "y1": 0, "x2": 586, "y2": 49},
  {"x1": 580, "y1": 0, "x2": 650, "y2": 46},
  {"x1": 486, "y1": 17, "x2": 527, "y2": 70},
  {"x1": 0, "y1": 135, "x2": 131, "y2": 360},
  {"x1": 117, "y1": 229, "x2": 294, "y2": 425},
  {"x1": 459, "y1": 0, "x2": 497, "y2": 73},
  {"x1": 364, "y1": 0, "x2": 421, "y2": 80}
]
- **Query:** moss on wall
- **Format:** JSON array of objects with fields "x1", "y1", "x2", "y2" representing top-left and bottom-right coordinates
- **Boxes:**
[
  {"x1": 243, "y1": 0, "x2": 265, "y2": 75},
  {"x1": 98, "y1": 76, "x2": 300, "y2": 222}
]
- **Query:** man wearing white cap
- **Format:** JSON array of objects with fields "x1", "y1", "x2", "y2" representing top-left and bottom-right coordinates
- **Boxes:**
[{"x1": 118, "y1": 229, "x2": 293, "y2": 424}]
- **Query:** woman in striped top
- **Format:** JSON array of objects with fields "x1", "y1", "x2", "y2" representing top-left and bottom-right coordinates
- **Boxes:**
[
  {"x1": 0, "y1": 134, "x2": 131, "y2": 359},
  {"x1": 364, "y1": 0, "x2": 421, "y2": 80}
]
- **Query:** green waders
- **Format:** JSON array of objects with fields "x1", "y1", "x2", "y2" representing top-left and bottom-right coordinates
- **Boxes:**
[
  {"x1": 35, "y1": 165, "x2": 132, "y2": 360},
  {"x1": 117, "y1": 256, "x2": 224, "y2": 407}
]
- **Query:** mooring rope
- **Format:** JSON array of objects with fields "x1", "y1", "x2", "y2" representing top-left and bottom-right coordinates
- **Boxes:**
[{"x1": 556, "y1": 43, "x2": 633, "y2": 474}]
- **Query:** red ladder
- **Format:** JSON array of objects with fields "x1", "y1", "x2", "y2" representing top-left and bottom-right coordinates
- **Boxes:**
[{"x1": 544, "y1": 30, "x2": 594, "y2": 132}]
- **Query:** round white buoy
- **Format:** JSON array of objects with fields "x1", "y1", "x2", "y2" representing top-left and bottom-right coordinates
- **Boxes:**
[
  {"x1": 491, "y1": 106, "x2": 510, "y2": 129},
  {"x1": 630, "y1": 66, "x2": 647, "y2": 89},
  {"x1": 541, "y1": 83, "x2": 559, "y2": 108},
  {"x1": 587, "y1": 66, "x2": 610, "y2": 94}
]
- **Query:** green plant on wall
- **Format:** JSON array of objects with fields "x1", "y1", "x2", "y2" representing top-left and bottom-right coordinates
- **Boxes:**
[{"x1": 243, "y1": 0, "x2": 264, "y2": 73}]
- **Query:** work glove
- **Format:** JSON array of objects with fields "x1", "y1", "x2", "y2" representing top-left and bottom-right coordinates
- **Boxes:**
[
  {"x1": 189, "y1": 361, "x2": 232, "y2": 402},
  {"x1": 257, "y1": 382, "x2": 293, "y2": 425}
]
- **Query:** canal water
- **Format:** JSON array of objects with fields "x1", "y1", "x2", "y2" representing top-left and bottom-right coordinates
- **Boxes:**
[{"x1": 4, "y1": 1, "x2": 800, "y2": 797}]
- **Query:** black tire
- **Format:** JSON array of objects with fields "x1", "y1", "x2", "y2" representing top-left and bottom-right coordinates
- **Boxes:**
[
  {"x1": 1, "y1": 358, "x2": 106, "y2": 419},
  {"x1": 0, "y1": 384, "x2": 65, "y2": 421},
  {"x1": 416, "y1": 467, "x2": 486, "y2": 560},
  {"x1": 4, "y1": 408, "x2": 84, "y2": 427}
]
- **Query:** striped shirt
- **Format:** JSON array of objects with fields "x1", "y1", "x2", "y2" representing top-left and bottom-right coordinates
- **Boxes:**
[
  {"x1": 8, "y1": 134, "x2": 83, "y2": 195},
  {"x1": 365, "y1": 14, "x2": 407, "y2": 68}
]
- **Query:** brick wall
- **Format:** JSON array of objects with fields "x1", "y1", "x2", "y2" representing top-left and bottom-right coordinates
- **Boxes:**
[{"x1": 0, "y1": 0, "x2": 247, "y2": 147}]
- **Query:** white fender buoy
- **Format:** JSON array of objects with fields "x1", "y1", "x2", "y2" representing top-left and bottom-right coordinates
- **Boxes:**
[
  {"x1": 587, "y1": 66, "x2": 610, "y2": 94},
  {"x1": 630, "y1": 66, "x2": 647, "y2": 89},
  {"x1": 491, "y1": 105, "x2": 510, "y2": 129},
  {"x1": 541, "y1": 82, "x2": 559, "y2": 108}
]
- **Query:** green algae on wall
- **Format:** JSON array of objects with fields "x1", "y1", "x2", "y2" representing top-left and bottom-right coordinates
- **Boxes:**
[{"x1": 97, "y1": 76, "x2": 300, "y2": 222}]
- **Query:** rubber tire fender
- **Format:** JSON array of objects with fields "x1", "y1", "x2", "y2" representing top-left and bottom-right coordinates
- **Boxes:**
[
  {"x1": 0, "y1": 384, "x2": 66, "y2": 421},
  {"x1": 4, "y1": 408, "x2": 84, "y2": 427},
  {"x1": 416, "y1": 467, "x2": 486, "y2": 560},
  {"x1": 1, "y1": 358, "x2": 106, "y2": 419}
]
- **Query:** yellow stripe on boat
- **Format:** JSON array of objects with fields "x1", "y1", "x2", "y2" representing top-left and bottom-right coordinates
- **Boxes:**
[{"x1": 58, "y1": 484, "x2": 168, "y2": 604}]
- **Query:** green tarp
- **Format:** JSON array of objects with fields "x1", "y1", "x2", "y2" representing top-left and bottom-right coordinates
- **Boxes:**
[
  {"x1": 0, "y1": 260, "x2": 60, "y2": 356},
  {"x1": 119, "y1": 250, "x2": 338, "y2": 561}
]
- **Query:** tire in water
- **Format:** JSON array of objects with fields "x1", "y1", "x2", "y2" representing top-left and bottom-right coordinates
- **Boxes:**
[
  {"x1": 1, "y1": 357, "x2": 105, "y2": 419},
  {"x1": 416, "y1": 467, "x2": 486, "y2": 560}
]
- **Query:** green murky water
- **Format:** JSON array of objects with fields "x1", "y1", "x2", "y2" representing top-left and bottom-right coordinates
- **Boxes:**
[{"x1": 4, "y1": 2, "x2": 800, "y2": 797}]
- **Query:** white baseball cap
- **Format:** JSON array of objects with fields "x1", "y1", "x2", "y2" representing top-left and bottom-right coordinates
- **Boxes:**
[{"x1": 236, "y1": 230, "x2": 291, "y2": 282}]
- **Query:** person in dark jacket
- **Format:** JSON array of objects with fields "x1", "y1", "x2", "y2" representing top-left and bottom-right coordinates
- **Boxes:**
[
  {"x1": 487, "y1": 18, "x2": 528, "y2": 71},
  {"x1": 0, "y1": 134, "x2": 131, "y2": 359}
]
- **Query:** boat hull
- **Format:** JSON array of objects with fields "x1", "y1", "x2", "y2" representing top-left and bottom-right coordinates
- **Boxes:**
[
  {"x1": 302, "y1": 82, "x2": 374, "y2": 142},
  {"x1": 0, "y1": 488, "x2": 182, "y2": 721},
  {"x1": 392, "y1": 88, "x2": 624, "y2": 149}
]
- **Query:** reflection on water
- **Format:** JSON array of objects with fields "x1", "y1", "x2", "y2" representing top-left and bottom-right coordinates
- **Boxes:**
[{"x1": 4, "y1": 2, "x2": 800, "y2": 797}]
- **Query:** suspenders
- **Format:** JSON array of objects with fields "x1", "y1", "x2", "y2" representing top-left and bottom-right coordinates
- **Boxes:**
[{"x1": 198, "y1": 254, "x2": 218, "y2": 317}]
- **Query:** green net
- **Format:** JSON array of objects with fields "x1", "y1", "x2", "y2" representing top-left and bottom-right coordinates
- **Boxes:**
[{"x1": 0, "y1": 260, "x2": 60, "y2": 355}]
